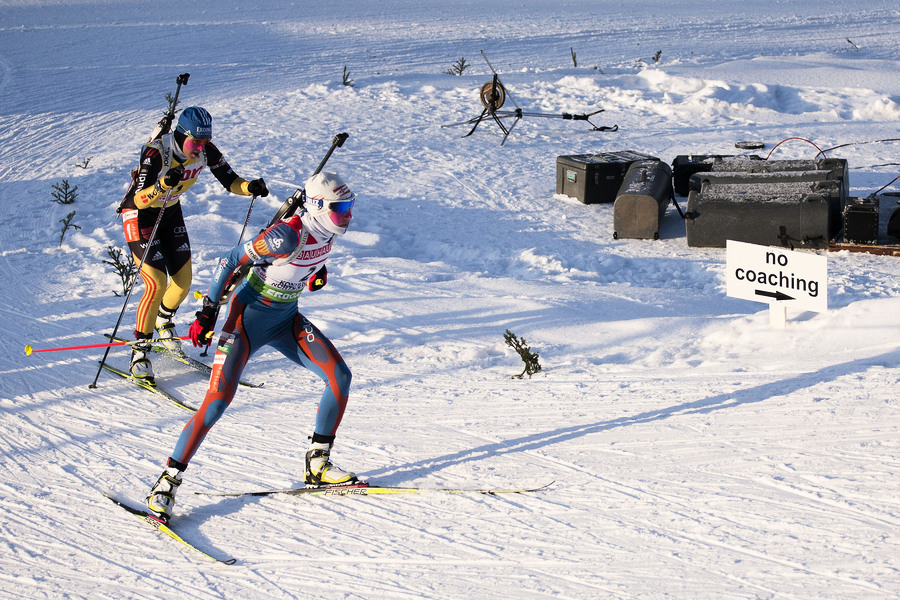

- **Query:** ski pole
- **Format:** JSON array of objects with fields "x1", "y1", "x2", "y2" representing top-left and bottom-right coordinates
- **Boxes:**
[
  {"x1": 26, "y1": 336, "x2": 191, "y2": 356},
  {"x1": 312, "y1": 132, "x2": 349, "y2": 177},
  {"x1": 237, "y1": 194, "x2": 258, "y2": 244},
  {"x1": 266, "y1": 132, "x2": 349, "y2": 228},
  {"x1": 200, "y1": 191, "x2": 256, "y2": 357},
  {"x1": 149, "y1": 73, "x2": 190, "y2": 141},
  {"x1": 90, "y1": 184, "x2": 179, "y2": 389}
]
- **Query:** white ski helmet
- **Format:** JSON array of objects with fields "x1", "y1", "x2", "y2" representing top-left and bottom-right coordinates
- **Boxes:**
[
  {"x1": 304, "y1": 171, "x2": 355, "y2": 214},
  {"x1": 303, "y1": 171, "x2": 356, "y2": 235}
]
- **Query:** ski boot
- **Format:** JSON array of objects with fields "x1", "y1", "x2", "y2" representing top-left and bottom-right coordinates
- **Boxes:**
[
  {"x1": 155, "y1": 304, "x2": 183, "y2": 353},
  {"x1": 305, "y1": 442, "x2": 358, "y2": 486},
  {"x1": 146, "y1": 460, "x2": 186, "y2": 522},
  {"x1": 130, "y1": 333, "x2": 155, "y2": 384}
]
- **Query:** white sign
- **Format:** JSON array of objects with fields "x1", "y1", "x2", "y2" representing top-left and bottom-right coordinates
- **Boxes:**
[{"x1": 726, "y1": 240, "x2": 827, "y2": 313}]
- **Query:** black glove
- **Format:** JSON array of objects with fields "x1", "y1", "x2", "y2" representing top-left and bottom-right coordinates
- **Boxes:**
[
  {"x1": 188, "y1": 303, "x2": 218, "y2": 347},
  {"x1": 247, "y1": 178, "x2": 269, "y2": 197},
  {"x1": 161, "y1": 164, "x2": 185, "y2": 188},
  {"x1": 308, "y1": 266, "x2": 327, "y2": 292}
]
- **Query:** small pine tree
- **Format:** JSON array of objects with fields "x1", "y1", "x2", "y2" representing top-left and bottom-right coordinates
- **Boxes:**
[
  {"x1": 504, "y1": 329, "x2": 542, "y2": 379},
  {"x1": 102, "y1": 245, "x2": 138, "y2": 296},
  {"x1": 58, "y1": 211, "x2": 80, "y2": 247},
  {"x1": 51, "y1": 179, "x2": 78, "y2": 204},
  {"x1": 342, "y1": 66, "x2": 354, "y2": 87},
  {"x1": 444, "y1": 57, "x2": 470, "y2": 76}
]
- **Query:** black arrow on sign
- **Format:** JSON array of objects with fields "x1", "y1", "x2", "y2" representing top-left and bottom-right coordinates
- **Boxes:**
[{"x1": 755, "y1": 289, "x2": 794, "y2": 301}]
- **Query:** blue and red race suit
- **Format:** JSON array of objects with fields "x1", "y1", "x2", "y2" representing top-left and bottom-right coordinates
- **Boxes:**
[{"x1": 169, "y1": 213, "x2": 350, "y2": 466}]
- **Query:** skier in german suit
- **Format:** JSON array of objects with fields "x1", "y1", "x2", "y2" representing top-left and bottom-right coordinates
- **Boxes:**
[{"x1": 120, "y1": 106, "x2": 268, "y2": 382}]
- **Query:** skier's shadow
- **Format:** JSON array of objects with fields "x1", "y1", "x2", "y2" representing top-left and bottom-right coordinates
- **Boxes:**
[{"x1": 369, "y1": 348, "x2": 900, "y2": 482}]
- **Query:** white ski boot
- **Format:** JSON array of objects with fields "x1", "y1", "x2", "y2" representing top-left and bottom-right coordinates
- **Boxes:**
[
  {"x1": 146, "y1": 464, "x2": 183, "y2": 522},
  {"x1": 305, "y1": 442, "x2": 358, "y2": 486},
  {"x1": 130, "y1": 338, "x2": 155, "y2": 383},
  {"x1": 155, "y1": 305, "x2": 183, "y2": 353}
]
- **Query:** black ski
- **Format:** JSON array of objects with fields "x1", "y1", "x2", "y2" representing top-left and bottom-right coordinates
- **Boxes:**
[
  {"x1": 106, "y1": 335, "x2": 263, "y2": 388},
  {"x1": 105, "y1": 495, "x2": 235, "y2": 565},
  {"x1": 196, "y1": 480, "x2": 554, "y2": 498},
  {"x1": 99, "y1": 362, "x2": 197, "y2": 412}
]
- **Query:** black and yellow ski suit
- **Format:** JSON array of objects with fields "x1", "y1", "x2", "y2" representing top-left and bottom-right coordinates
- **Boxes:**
[{"x1": 119, "y1": 132, "x2": 257, "y2": 338}]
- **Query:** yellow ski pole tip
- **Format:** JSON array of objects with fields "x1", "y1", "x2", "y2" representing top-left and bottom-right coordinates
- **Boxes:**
[
  {"x1": 24, "y1": 345, "x2": 33, "y2": 356},
  {"x1": 194, "y1": 290, "x2": 203, "y2": 299}
]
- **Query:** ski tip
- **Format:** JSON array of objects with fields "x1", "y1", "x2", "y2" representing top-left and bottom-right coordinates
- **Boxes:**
[
  {"x1": 24, "y1": 344, "x2": 33, "y2": 356},
  {"x1": 480, "y1": 480, "x2": 554, "y2": 494},
  {"x1": 105, "y1": 493, "x2": 146, "y2": 516}
]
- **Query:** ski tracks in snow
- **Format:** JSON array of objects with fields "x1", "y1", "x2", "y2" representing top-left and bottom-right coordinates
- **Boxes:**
[{"x1": 353, "y1": 365, "x2": 900, "y2": 598}]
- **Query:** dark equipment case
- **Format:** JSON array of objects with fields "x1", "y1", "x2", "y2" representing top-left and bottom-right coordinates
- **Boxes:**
[
  {"x1": 671, "y1": 154, "x2": 763, "y2": 196},
  {"x1": 682, "y1": 158, "x2": 848, "y2": 249},
  {"x1": 613, "y1": 160, "x2": 672, "y2": 240},
  {"x1": 699, "y1": 180, "x2": 843, "y2": 239},
  {"x1": 557, "y1": 151, "x2": 658, "y2": 204},
  {"x1": 888, "y1": 204, "x2": 900, "y2": 241},
  {"x1": 685, "y1": 185, "x2": 835, "y2": 249},
  {"x1": 688, "y1": 169, "x2": 845, "y2": 196},
  {"x1": 843, "y1": 196, "x2": 879, "y2": 245},
  {"x1": 672, "y1": 155, "x2": 848, "y2": 197}
]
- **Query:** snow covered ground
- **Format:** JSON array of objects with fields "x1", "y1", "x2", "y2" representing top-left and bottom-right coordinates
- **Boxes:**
[{"x1": 2, "y1": 1, "x2": 900, "y2": 598}]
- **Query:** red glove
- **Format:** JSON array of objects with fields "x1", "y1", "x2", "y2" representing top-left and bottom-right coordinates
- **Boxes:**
[
  {"x1": 308, "y1": 266, "x2": 327, "y2": 292},
  {"x1": 189, "y1": 304, "x2": 218, "y2": 347}
]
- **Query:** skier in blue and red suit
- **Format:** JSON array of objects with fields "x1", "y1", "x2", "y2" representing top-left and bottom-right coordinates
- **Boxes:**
[{"x1": 145, "y1": 171, "x2": 359, "y2": 522}]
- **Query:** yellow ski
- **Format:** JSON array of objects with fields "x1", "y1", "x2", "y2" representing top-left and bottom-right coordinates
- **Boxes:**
[{"x1": 106, "y1": 495, "x2": 235, "y2": 565}]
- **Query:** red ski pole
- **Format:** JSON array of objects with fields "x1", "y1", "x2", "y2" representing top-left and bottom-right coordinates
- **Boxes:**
[{"x1": 26, "y1": 336, "x2": 191, "y2": 356}]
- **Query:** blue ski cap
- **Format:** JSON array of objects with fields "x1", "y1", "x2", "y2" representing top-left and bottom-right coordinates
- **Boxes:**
[{"x1": 176, "y1": 106, "x2": 212, "y2": 139}]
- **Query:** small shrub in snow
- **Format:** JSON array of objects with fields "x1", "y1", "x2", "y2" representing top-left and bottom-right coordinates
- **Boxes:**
[
  {"x1": 504, "y1": 329, "x2": 542, "y2": 379},
  {"x1": 103, "y1": 245, "x2": 137, "y2": 296},
  {"x1": 58, "y1": 211, "x2": 80, "y2": 247},
  {"x1": 444, "y1": 57, "x2": 469, "y2": 76},
  {"x1": 51, "y1": 179, "x2": 78, "y2": 204}
]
